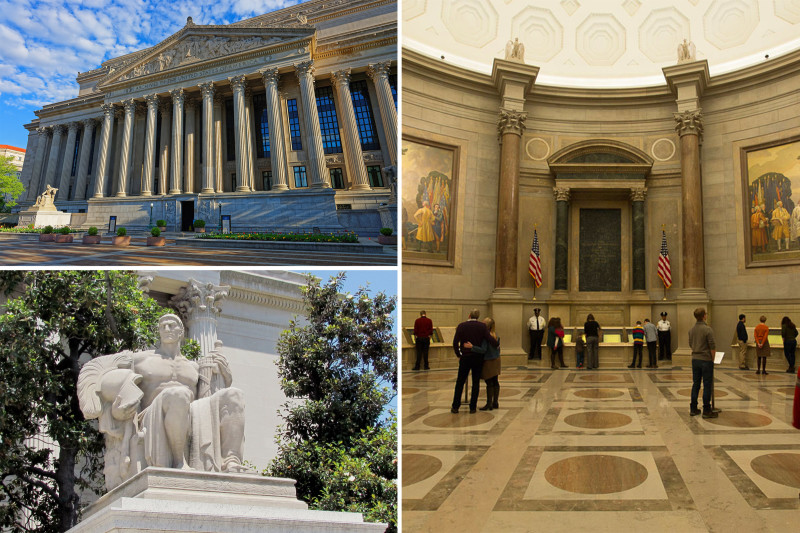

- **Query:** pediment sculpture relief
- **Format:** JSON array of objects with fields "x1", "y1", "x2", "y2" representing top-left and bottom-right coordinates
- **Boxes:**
[{"x1": 117, "y1": 35, "x2": 283, "y2": 81}]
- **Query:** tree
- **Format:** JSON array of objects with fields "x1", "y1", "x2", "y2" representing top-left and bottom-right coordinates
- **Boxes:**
[
  {"x1": 268, "y1": 273, "x2": 397, "y2": 533},
  {"x1": 0, "y1": 271, "x2": 168, "y2": 532},
  {"x1": 0, "y1": 155, "x2": 25, "y2": 212}
]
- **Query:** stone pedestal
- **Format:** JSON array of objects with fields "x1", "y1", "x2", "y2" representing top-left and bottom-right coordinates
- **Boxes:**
[
  {"x1": 17, "y1": 208, "x2": 72, "y2": 228},
  {"x1": 672, "y1": 288, "x2": 711, "y2": 366},
  {"x1": 68, "y1": 468, "x2": 385, "y2": 533},
  {"x1": 377, "y1": 203, "x2": 397, "y2": 232},
  {"x1": 488, "y1": 288, "x2": 527, "y2": 366}
]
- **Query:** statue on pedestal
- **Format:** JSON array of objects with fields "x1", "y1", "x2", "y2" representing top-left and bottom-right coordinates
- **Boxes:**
[
  {"x1": 677, "y1": 39, "x2": 696, "y2": 63},
  {"x1": 32, "y1": 185, "x2": 58, "y2": 210},
  {"x1": 78, "y1": 314, "x2": 247, "y2": 490},
  {"x1": 505, "y1": 38, "x2": 525, "y2": 62}
]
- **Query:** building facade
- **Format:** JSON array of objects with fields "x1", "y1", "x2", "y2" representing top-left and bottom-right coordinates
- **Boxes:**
[
  {"x1": 0, "y1": 145, "x2": 25, "y2": 178},
  {"x1": 17, "y1": 0, "x2": 397, "y2": 235}
]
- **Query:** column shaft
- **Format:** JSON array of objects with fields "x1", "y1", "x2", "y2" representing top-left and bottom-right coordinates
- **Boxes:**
[
  {"x1": 158, "y1": 102, "x2": 171, "y2": 195},
  {"x1": 27, "y1": 128, "x2": 51, "y2": 200},
  {"x1": 43, "y1": 125, "x2": 65, "y2": 192},
  {"x1": 244, "y1": 90, "x2": 256, "y2": 191},
  {"x1": 213, "y1": 96, "x2": 224, "y2": 193},
  {"x1": 116, "y1": 99, "x2": 136, "y2": 197},
  {"x1": 332, "y1": 69, "x2": 370, "y2": 190},
  {"x1": 680, "y1": 128, "x2": 705, "y2": 289},
  {"x1": 94, "y1": 104, "x2": 115, "y2": 198},
  {"x1": 631, "y1": 189, "x2": 647, "y2": 291},
  {"x1": 199, "y1": 81, "x2": 216, "y2": 193},
  {"x1": 229, "y1": 75, "x2": 250, "y2": 192},
  {"x1": 141, "y1": 94, "x2": 159, "y2": 196},
  {"x1": 184, "y1": 99, "x2": 196, "y2": 193},
  {"x1": 170, "y1": 88, "x2": 184, "y2": 194},
  {"x1": 56, "y1": 123, "x2": 79, "y2": 199},
  {"x1": 494, "y1": 109, "x2": 526, "y2": 289},
  {"x1": 367, "y1": 62, "x2": 397, "y2": 166},
  {"x1": 554, "y1": 189, "x2": 570, "y2": 291},
  {"x1": 295, "y1": 61, "x2": 330, "y2": 188},
  {"x1": 260, "y1": 69, "x2": 288, "y2": 190},
  {"x1": 73, "y1": 119, "x2": 97, "y2": 200}
]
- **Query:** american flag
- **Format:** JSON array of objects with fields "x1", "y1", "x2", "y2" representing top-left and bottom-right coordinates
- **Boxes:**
[
  {"x1": 657, "y1": 230, "x2": 672, "y2": 288},
  {"x1": 529, "y1": 230, "x2": 542, "y2": 288}
]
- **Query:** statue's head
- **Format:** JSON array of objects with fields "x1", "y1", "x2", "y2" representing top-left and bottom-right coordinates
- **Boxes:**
[{"x1": 158, "y1": 314, "x2": 184, "y2": 344}]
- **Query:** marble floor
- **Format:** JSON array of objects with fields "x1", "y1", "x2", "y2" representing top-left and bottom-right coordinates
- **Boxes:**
[{"x1": 402, "y1": 365, "x2": 800, "y2": 532}]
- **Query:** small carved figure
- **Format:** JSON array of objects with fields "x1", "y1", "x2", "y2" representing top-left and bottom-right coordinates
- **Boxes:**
[
  {"x1": 505, "y1": 38, "x2": 525, "y2": 62},
  {"x1": 677, "y1": 39, "x2": 696, "y2": 63}
]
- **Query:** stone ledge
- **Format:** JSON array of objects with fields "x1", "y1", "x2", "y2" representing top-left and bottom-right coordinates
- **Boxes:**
[{"x1": 174, "y1": 237, "x2": 385, "y2": 254}]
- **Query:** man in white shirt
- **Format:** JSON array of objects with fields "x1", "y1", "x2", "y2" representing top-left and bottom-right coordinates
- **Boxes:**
[
  {"x1": 657, "y1": 311, "x2": 672, "y2": 361},
  {"x1": 528, "y1": 308, "x2": 546, "y2": 360}
]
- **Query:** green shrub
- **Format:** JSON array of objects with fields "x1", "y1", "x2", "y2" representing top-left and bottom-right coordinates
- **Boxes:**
[
  {"x1": 379, "y1": 227, "x2": 393, "y2": 236},
  {"x1": 150, "y1": 227, "x2": 161, "y2": 237},
  {"x1": 116, "y1": 227, "x2": 127, "y2": 237},
  {"x1": 58, "y1": 226, "x2": 71, "y2": 235},
  {"x1": 156, "y1": 219, "x2": 166, "y2": 227},
  {"x1": 87, "y1": 226, "x2": 98, "y2": 236},
  {"x1": 193, "y1": 219, "x2": 206, "y2": 228},
  {"x1": 43, "y1": 225, "x2": 53, "y2": 234}
]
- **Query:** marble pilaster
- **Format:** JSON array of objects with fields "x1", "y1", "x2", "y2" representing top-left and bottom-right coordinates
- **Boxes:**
[
  {"x1": 28, "y1": 127, "x2": 50, "y2": 199},
  {"x1": 295, "y1": 61, "x2": 330, "y2": 188},
  {"x1": 554, "y1": 186, "x2": 571, "y2": 291},
  {"x1": 260, "y1": 68, "x2": 288, "y2": 190},
  {"x1": 367, "y1": 61, "x2": 397, "y2": 166},
  {"x1": 229, "y1": 75, "x2": 250, "y2": 192},
  {"x1": 74, "y1": 119, "x2": 97, "y2": 200},
  {"x1": 170, "y1": 88, "x2": 185, "y2": 194},
  {"x1": 332, "y1": 68, "x2": 370, "y2": 190},
  {"x1": 43, "y1": 124, "x2": 65, "y2": 192},
  {"x1": 630, "y1": 187, "x2": 647, "y2": 292},
  {"x1": 184, "y1": 98, "x2": 197, "y2": 194},
  {"x1": 94, "y1": 103, "x2": 115, "y2": 198},
  {"x1": 115, "y1": 99, "x2": 136, "y2": 197},
  {"x1": 494, "y1": 109, "x2": 526, "y2": 289},
  {"x1": 158, "y1": 100, "x2": 171, "y2": 195},
  {"x1": 56, "y1": 122, "x2": 79, "y2": 200},
  {"x1": 141, "y1": 94, "x2": 159, "y2": 196},
  {"x1": 675, "y1": 109, "x2": 705, "y2": 290},
  {"x1": 199, "y1": 81, "x2": 216, "y2": 193}
]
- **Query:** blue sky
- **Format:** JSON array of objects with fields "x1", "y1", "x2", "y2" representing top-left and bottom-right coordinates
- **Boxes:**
[{"x1": 0, "y1": 0, "x2": 301, "y2": 149}]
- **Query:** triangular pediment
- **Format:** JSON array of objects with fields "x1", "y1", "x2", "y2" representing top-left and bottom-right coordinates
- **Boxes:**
[{"x1": 99, "y1": 23, "x2": 316, "y2": 88}]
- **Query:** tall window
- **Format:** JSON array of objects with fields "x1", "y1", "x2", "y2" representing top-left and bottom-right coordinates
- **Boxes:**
[
  {"x1": 293, "y1": 166, "x2": 307, "y2": 188},
  {"x1": 253, "y1": 93, "x2": 270, "y2": 158},
  {"x1": 231, "y1": 173, "x2": 236, "y2": 191},
  {"x1": 155, "y1": 112, "x2": 161, "y2": 168},
  {"x1": 86, "y1": 126, "x2": 97, "y2": 198},
  {"x1": 287, "y1": 99, "x2": 302, "y2": 150},
  {"x1": 389, "y1": 74, "x2": 397, "y2": 109},
  {"x1": 316, "y1": 86, "x2": 342, "y2": 154},
  {"x1": 367, "y1": 165, "x2": 383, "y2": 187},
  {"x1": 262, "y1": 170, "x2": 272, "y2": 191},
  {"x1": 225, "y1": 99, "x2": 235, "y2": 161},
  {"x1": 70, "y1": 130, "x2": 81, "y2": 176},
  {"x1": 330, "y1": 168, "x2": 344, "y2": 189},
  {"x1": 349, "y1": 80, "x2": 381, "y2": 151}
]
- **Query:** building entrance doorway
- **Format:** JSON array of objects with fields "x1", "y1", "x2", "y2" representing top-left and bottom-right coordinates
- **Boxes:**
[{"x1": 181, "y1": 201, "x2": 194, "y2": 232}]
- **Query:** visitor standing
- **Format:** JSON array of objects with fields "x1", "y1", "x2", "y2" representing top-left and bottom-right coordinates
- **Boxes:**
[
  {"x1": 754, "y1": 315, "x2": 770, "y2": 375},
  {"x1": 736, "y1": 314, "x2": 749, "y2": 370},
  {"x1": 644, "y1": 318, "x2": 658, "y2": 368},
  {"x1": 584, "y1": 314, "x2": 601, "y2": 369},
  {"x1": 781, "y1": 316, "x2": 797, "y2": 374},
  {"x1": 413, "y1": 310, "x2": 433, "y2": 371},
  {"x1": 629, "y1": 320, "x2": 644, "y2": 368},
  {"x1": 657, "y1": 312, "x2": 672, "y2": 361},
  {"x1": 451, "y1": 309, "x2": 499, "y2": 413},
  {"x1": 689, "y1": 307, "x2": 718, "y2": 418},
  {"x1": 546, "y1": 317, "x2": 567, "y2": 369},
  {"x1": 468, "y1": 317, "x2": 501, "y2": 411},
  {"x1": 527, "y1": 308, "x2": 546, "y2": 360}
]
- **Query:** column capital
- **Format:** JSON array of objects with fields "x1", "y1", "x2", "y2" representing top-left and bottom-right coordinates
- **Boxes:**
[
  {"x1": 66, "y1": 121, "x2": 79, "y2": 133},
  {"x1": 170, "y1": 278, "x2": 230, "y2": 322},
  {"x1": 630, "y1": 187, "x2": 648, "y2": 202},
  {"x1": 144, "y1": 93, "x2": 160, "y2": 106},
  {"x1": 100, "y1": 102, "x2": 115, "y2": 115},
  {"x1": 260, "y1": 67, "x2": 280, "y2": 85},
  {"x1": 199, "y1": 81, "x2": 215, "y2": 98},
  {"x1": 36, "y1": 126, "x2": 51, "y2": 137},
  {"x1": 553, "y1": 186, "x2": 570, "y2": 202},
  {"x1": 366, "y1": 61, "x2": 391, "y2": 82},
  {"x1": 81, "y1": 118, "x2": 97, "y2": 129},
  {"x1": 122, "y1": 98, "x2": 137, "y2": 112},
  {"x1": 331, "y1": 68, "x2": 352, "y2": 88},
  {"x1": 52, "y1": 124, "x2": 67, "y2": 136},
  {"x1": 229, "y1": 75, "x2": 247, "y2": 92},
  {"x1": 295, "y1": 60, "x2": 315, "y2": 80},
  {"x1": 497, "y1": 108, "x2": 527, "y2": 136},
  {"x1": 169, "y1": 87, "x2": 185, "y2": 104},
  {"x1": 674, "y1": 109, "x2": 703, "y2": 138}
]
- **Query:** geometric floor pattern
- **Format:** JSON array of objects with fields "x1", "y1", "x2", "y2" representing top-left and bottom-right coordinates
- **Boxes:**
[{"x1": 402, "y1": 366, "x2": 800, "y2": 532}]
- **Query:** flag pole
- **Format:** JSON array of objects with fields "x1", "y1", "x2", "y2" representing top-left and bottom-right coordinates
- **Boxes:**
[
  {"x1": 662, "y1": 224, "x2": 668, "y2": 300},
  {"x1": 532, "y1": 224, "x2": 537, "y2": 301}
]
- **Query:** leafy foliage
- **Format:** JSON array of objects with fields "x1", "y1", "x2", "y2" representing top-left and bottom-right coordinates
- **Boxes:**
[
  {"x1": 0, "y1": 271, "x2": 168, "y2": 532},
  {"x1": 268, "y1": 273, "x2": 397, "y2": 533},
  {"x1": 116, "y1": 227, "x2": 126, "y2": 237},
  {"x1": 0, "y1": 155, "x2": 24, "y2": 211},
  {"x1": 87, "y1": 227, "x2": 98, "y2": 236},
  {"x1": 150, "y1": 227, "x2": 161, "y2": 237}
]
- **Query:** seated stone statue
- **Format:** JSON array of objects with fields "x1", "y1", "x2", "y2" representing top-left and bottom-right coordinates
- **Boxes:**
[{"x1": 78, "y1": 314, "x2": 246, "y2": 490}]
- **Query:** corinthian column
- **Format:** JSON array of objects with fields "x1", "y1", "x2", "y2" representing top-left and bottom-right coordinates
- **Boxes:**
[
  {"x1": 141, "y1": 93, "x2": 159, "y2": 196},
  {"x1": 56, "y1": 122, "x2": 79, "y2": 199},
  {"x1": 73, "y1": 119, "x2": 97, "y2": 200},
  {"x1": 170, "y1": 279, "x2": 230, "y2": 359},
  {"x1": 675, "y1": 109, "x2": 705, "y2": 289},
  {"x1": 494, "y1": 109, "x2": 526, "y2": 289},
  {"x1": 199, "y1": 81, "x2": 216, "y2": 193},
  {"x1": 553, "y1": 187, "x2": 571, "y2": 291},
  {"x1": 332, "y1": 69, "x2": 370, "y2": 190},
  {"x1": 94, "y1": 103, "x2": 116, "y2": 198},
  {"x1": 295, "y1": 61, "x2": 330, "y2": 188},
  {"x1": 43, "y1": 124, "x2": 66, "y2": 192},
  {"x1": 170, "y1": 88, "x2": 185, "y2": 194},
  {"x1": 184, "y1": 97, "x2": 197, "y2": 193},
  {"x1": 27, "y1": 127, "x2": 51, "y2": 199},
  {"x1": 260, "y1": 68, "x2": 288, "y2": 190},
  {"x1": 116, "y1": 98, "x2": 136, "y2": 197},
  {"x1": 228, "y1": 75, "x2": 250, "y2": 192},
  {"x1": 630, "y1": 187, "x2": 647, "y2": 292},
  {"x1": 244, "y1": 89, "x2": 256, "y2": 191},
  {"x1": 213, "y1": 94, "x2": 224, "y2": 193},
  {"x1": 367, "y1": 61, "x2": 397, "y2": 166},
  {"x1": 158, "y1": 100, "x2": 171, "y2": 195}
]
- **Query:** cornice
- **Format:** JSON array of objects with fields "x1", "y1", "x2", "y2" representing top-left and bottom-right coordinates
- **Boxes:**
[
  {"x1": 234, "y1": 0, "x2": 395, "y2": 28},
  {"x1": 36, "y1": 93, "x2": 105, "y2": 119}
]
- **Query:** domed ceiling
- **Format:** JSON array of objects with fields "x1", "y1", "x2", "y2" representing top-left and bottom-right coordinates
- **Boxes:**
[{"x1": 403, "y1": 0, "x2": 800, "y2": 87}]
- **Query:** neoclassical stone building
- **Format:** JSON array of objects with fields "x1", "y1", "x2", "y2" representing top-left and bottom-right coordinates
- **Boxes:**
[{"x1": 17, "y1": 0, "x2": 397, "y2": 234}]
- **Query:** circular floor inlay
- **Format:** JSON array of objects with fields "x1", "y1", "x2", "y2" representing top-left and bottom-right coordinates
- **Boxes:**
[
  {"x1": 564, "y1": 411, "x2": 632, "y2": 429},
  {"x1": 545, "y1": 455, "x2": 648, "y2": 494},
  {"x1": 579, "y1": 374, "x2": 620, "y2": 382},
  {"x1": 413, "y1": 374, "x2": 455, "y2": 381},
  {"x1": 750, "y1": 453, "x2": 800, "y2": 489},
  {"x1": 703, "y1": 410, "x2": 772, "y2": 428},
  {"x1": 403, "y1": 387, "x2": 421, "y2": 395},
  {"x1": 777, "y1": 387, "x2": 795, "y2": 396},
  {"x1": 676, "y1": 387, "x2": 729, "y2": 398},
  {"x1": 424, "y1": 411, "x2": 494, "y2": 428},
  {"x1": 499, "y1": 388, "x2": 521, "y2": 398},
  {"x1": 574, "y1": 388, "x2": 625, "y2": 399},
  {"x1": 660, "y1": 374, "x2": 693, "y2": 381},
  {"x1": 742, "y1": 374, "x2": 783, "y2": 381},
  {"x1": 402, "y1": 453, "x2": 443, "y2": 486}
]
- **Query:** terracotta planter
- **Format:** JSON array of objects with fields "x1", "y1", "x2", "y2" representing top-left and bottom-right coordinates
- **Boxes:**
[
  {"x1": 82, "y1": 235, "x2": 101, "y2": 244},
  {"x1": 39, "y1": 234, "x2": 55, "y2": 242},
  {"x1": 194, "y1": 227, "x2": 206, "y2": 233},
  {"x1": 55, "y1": 234, "x2": 74, "y2": 243},
  {"x1": 146, "y1": 236, "x2": 166, "y2": 247},
  {"x1": 157, "y1": 225, "x2": 167, "y2": 233},
  {"x1": 112, "y1": 236, "x2": 131, "y2": 246},
  {"x1": 377, "y1": 234, "x2": 396, "y2": 245}
]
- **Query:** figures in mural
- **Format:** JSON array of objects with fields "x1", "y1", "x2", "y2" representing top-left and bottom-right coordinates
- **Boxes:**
[
  {"x1": 505, "y1": 38, "x2": 525, "y2": 62},
  {"x1": 410, "y1": 171, "x2": 451, "y2": 254},
  {"x1": 771, "y1": 201, "x2": 791, "y2": 251},
  {"x1": 432, "y1": 203, "x2": 447, "y2": 252},
  {"x1": 751, "y1": 205, "x2": 768, "y2": 253},
  {"x1": 791, "y1": 203, "x2": 800, "y2": 247},
  {"x1": 748, "y1": 172, "x2": 796, "y2": 253},
  {"x1": 413, "y1": 201, "x2": 435, "y2": 251}
]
